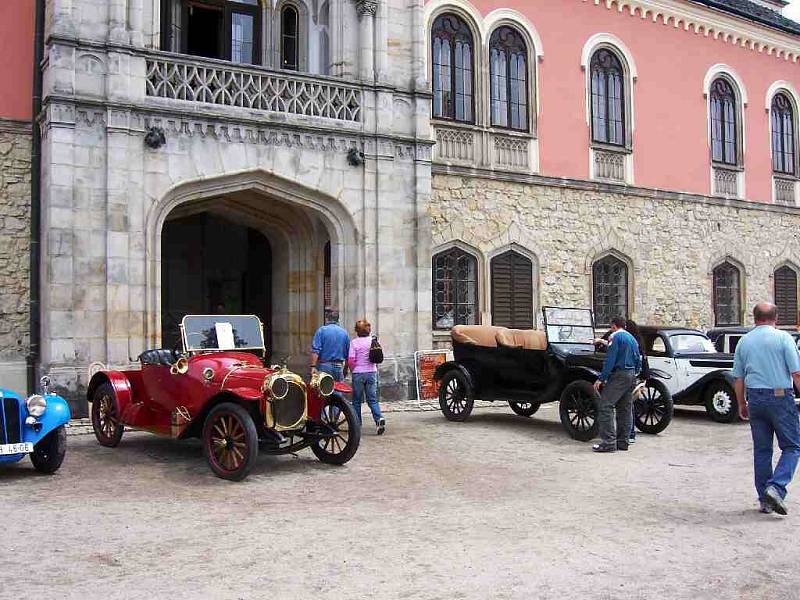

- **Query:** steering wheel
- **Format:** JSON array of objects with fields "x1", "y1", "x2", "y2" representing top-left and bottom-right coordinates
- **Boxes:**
[{"x1": 558, "y1": 325, "x2": 574, "y2": 340}]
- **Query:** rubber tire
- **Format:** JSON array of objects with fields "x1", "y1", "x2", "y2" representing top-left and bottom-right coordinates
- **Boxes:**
[
  {"x1": 634, "y1": 379, "x2": 674, "y2": 434},
  {"x1": 91, "y1": 382, "x2": 124, "y2": 447},
  {"x1": 508, "y1": 400, "x2": 540, "y2": 417},
  {"x1": 30, "y1": 425, "x2": 67, "y2": 474},
  {"x1": 559, "y1": 380, "x2": 599, "y2": 442},
  {"x1": 202, "y1": 402, "x2": 259, "y2": 481},
  {"x1": 311, "y1": 397, "x2": 361, "y2": 465},
  {"x1": 438, "y1": 370, "x2": 475, "y2": 422},
  {"x1": 704, "y1": 380, "x2": 739, "y2": 423}
]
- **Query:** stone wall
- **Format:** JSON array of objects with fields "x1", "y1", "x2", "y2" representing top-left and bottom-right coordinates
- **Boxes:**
[
  {"x1": 430, "y1": 171, "x2": 800, "y2": 333},
  {"x1": 0, "y1": 120, "x2": 31, "y2": 391}
]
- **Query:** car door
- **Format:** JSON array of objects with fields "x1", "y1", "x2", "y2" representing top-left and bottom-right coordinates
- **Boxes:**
[
  {"x1": 644, "y1": 334, "x2": 681, "y2": 396},
  {"x1": 141, "y1": 363, "x2": 184, "y2": 414}
]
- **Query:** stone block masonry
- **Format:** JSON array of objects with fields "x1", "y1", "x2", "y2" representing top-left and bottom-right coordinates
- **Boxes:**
[{"x1": 0, "y1": 120, "x2": 31, "y2": 392}]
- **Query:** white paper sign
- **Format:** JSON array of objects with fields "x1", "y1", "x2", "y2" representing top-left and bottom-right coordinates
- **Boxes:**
[{"x1": 215, "y1": 322, "x2": 235, "y2": 350}]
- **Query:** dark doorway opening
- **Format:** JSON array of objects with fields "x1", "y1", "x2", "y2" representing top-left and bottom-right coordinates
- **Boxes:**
[
  {"x1": 185, "y1": 3, "x2": 223, "y2": 60},
  {"x1": 161, "y1": 212, "x2": 272, "y2": 354}
]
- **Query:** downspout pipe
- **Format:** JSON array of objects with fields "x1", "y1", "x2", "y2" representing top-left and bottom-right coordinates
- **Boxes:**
[{"x1": 28, "y1": 0, "x2": 45, "y2": 395}]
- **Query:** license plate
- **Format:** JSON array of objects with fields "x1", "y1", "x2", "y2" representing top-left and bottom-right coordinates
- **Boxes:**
[{"x1": 0, "y1": 443, "x2": 33, "y2": 455}]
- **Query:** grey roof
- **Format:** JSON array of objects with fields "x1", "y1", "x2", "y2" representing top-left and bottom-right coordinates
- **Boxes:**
[{"x1": 690, "y1": 0, "x2": 800, "y2": 36}]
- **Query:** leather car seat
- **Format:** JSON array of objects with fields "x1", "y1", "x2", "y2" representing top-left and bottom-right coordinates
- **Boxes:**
[{"x1": 139, "y1": 349, "x2": 177, "y2": 366}]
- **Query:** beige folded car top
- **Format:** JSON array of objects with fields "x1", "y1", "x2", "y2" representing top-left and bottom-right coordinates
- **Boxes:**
[{"x1": 451, "y1": 325, "x2": 547, "y2": 350}]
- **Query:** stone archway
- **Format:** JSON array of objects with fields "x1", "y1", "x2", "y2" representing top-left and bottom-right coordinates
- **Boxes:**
[{"x1": 144, "y1": 170, "x2": 360, "y2": 369}]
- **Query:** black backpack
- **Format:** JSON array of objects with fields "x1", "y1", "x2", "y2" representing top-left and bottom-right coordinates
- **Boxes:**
[{"x1": 368, "y1": 336, "x2": 384, "y2": 364}]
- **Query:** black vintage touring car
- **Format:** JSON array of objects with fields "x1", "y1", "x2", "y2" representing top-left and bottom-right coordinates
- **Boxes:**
[{"x1": 434, "y1": 307, "x2": 673, "y2": 441}]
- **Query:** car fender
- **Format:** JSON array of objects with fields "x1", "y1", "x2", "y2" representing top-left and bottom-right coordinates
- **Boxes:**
[
  {"x1": 565, "y1": 366, "x2": 601, "y2": 383},
  {"x1": 673, "y1": 369, "x2": 734, "y2": 402},
  {"x1": 433, "y1": 362, "x2": 476, "y2": 391},
  {"x1": 225, "y1": 387, "x2": 263, "y2": 402},
  {"x1": 87, "y1": 371, "x2": 134, "y2": 416},
  {"x1": 24, "y1": 394, "x2": 71, "y2": 446}
]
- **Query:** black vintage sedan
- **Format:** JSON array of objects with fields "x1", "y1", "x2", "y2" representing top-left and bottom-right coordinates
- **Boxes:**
[{"x1": 434, "y1": 307, "x2": 673, "y2": 441}]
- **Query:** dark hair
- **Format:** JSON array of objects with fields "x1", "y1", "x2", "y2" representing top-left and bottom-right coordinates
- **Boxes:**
[
  {"x1": 625, "y1": 319, "x2": 640, "y2": 338},
  {"x1": 355, "y1": 319, "x2": 371, "y2": 337},
  {"x1": 325, "y1": 308, "x2": 340, "y2": 323},
  {"x1": 611, "y1": 316, "x2": 627, "y2": 329},
  {"x1": 754, "y1": 304, "x2": 778, "y2": 323}
]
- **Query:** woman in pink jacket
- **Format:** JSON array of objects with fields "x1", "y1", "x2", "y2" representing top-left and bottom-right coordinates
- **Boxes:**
[{"x1": 348, "y1": 319, "x2": 385, "y2": 435}]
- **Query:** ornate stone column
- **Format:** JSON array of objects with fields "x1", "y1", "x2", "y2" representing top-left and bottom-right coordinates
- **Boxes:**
[{"x1": 354, "y1": 0, "x2": 376, "y2": 82}]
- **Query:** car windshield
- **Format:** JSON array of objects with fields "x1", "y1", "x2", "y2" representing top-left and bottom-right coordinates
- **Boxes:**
[
  {"x1": 543, "y1": 307, "x2": 595, "y2": 344},
  {"x1": 181, "y1": 315, "x2": 265, "y2": 352},
  {"x1": 669, "y1": 334, "x2": 716, "y2": 354}
]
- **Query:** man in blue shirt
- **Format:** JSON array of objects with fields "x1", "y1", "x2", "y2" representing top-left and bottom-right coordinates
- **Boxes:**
[
  {"x1": 733, "y1": 302, "x2": 800, "y2": 515},
  {"x1": 592, "y1": 316, "x2": 642, "y2": 453},
  {"x1": 311, "y1": 309, "x2": 350, "y2": 382}
]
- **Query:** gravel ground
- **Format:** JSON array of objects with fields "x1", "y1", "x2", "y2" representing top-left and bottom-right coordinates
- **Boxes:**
[{"x1": 2, "y1": 403, "x2": 800, "y2": 600}]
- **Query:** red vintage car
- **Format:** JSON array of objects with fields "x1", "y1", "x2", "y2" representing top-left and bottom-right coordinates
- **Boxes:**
[{"x1": 87, "y1": 315, "x2": 360, "y2": 481}]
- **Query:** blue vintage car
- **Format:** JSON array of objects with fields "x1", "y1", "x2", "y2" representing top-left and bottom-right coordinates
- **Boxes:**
[{"x1": 0, "y1": 377, "x2": 71, "y2": 473}]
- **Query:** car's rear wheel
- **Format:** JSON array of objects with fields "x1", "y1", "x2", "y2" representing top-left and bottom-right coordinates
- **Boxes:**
[
  {"x1": 203, "y1": 403, "x2": 259, "y2": 481},
  {"x1": 704, "y1": 380, "x2": 738, "y2": 423},
  {"x1": 438, "y1": 370, "x2": 474, "y2": 422},
  {"x1": 634, "y1": 379, "x2": 673, "y2": 434},
  {"x1": 311, "y1": 397, "x2": 361, "y2": 465},
  {"x1": 91, "y1": 383, "x2": 124, "y2": 447},
  {"x1": 508, "y1": 400, "x2": 540, "y2": 417},
  {"x1": 559, "y1": 380, "x2": 599, "y2": 441},
  {"x1": 30, "y1": 426, "x2": 67, "y2": 474}
]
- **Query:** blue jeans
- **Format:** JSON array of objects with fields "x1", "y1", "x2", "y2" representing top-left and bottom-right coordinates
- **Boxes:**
[
  {"x1": 747, "y1": 388, "x2": 800, "y2": 500},
  {"x1": 318, "y1": 363, "x2": 344, "y2": 382},
  {"x1": 352, "y1": 372, "x2": 382, "y2": 426}
]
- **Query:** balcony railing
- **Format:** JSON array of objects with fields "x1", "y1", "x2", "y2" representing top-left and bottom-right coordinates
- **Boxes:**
[{"x1": 145, "y1": 53, "x2": 362, "y2": 122}]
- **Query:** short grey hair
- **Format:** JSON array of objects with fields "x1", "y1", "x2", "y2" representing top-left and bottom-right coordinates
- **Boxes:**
[{"x1": 325, "y1": 308, "x2": 340, "y2": 323}]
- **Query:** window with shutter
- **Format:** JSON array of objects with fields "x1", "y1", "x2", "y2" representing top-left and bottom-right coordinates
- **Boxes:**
[
  {"x1": 490, "y1": 250, "x2": 533, "y2": 329},
  {"x1": 775, "y1": 266, "x2": 798, "y2": 326}
]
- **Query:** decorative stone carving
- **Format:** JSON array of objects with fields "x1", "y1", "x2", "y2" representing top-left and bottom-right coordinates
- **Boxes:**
[
  {"x1": 354, "y1": 0, "x2": 378, "y2": 17},
  {"x1": 593, "y1": 148, "x2": 626, "y2": 182},
  {"x1": 434, "y1": 126, "x2": 475, "y2": 163},
  {"x1": 493, "y1": 134, "x2": 529, "y2": 170},
  {"x1": 774, "y1": 177, "x2": 796, "y2": 205},
  {"x1": 145, "y1": 55, "x2": 362, "y2": 122},
  {"x1": 713, "y1": 166, "x2": 739, "y2": 197}
]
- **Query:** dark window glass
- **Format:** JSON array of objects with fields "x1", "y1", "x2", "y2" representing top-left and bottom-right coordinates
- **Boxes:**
[
  {"x1": 431, "y1": 14, "x2": 474, "y2": 123},
  {"x1": 490, "y1": 27, "x2": 528, "y2": 131},
  {"x1": 491, "y1": 250, "x2": 533, "y2": 329},
  {"x1": 433, "y1": 248, "x2": 478, "y2": 330},
  {"x1": 775, "y1": 266, "x2": 798, "y2": 326},
  {"x1": 281, "y1": 5, "x2": 299, "y2": 70},
  {"x1": 593, "y1": 255, "x2": 628, "y2": 326},
  {"x1": 713, "y1": 262, "x2": 741, "y2": 326},
  {"x1": 772, "y1": 93, "x2": 796, "y2": 175},
  {"x1": 323, "y1": 241, "x2": 331, "y2": 316},
  {"x1": 710, "y1": 78, "x2": 738, "y2": 165},
  {"x1": 590, "y1": 49, "x2": 625, "y2": 146}
]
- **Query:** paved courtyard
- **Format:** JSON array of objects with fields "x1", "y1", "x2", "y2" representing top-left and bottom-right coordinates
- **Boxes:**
[{"x1": 2, "y1": 403, "x2": 800, "y2": 600}]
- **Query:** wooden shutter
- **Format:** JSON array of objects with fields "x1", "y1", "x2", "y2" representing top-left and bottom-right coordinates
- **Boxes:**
[
  {"x1": 491, "y1": 251, "x2": 533, "y2": 329},
  {"x1": 775, "y1": 266, "x2": 798, "y2": 326}
]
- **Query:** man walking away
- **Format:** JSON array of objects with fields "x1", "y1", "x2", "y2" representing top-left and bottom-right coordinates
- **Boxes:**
[
  {"x1": 733, "y1": 302, "x2": 800, "y2": 515},
  {"x1": 592, "y1": 316, "x2": 641, "y2": 453},
  {"x1": 311, "y1": 309, "x2": 350, "y2": 382}
]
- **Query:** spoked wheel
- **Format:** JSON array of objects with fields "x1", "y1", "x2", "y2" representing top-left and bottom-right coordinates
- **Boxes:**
[
  {"x1": 91, "y1": 383, "x2": 124, "y2": 447},
  {"x1": 705, "y1": 381, "x2": 738, "y2": 423},
  {"x1": 203, "y1": 403, "x2": 259, "y2": 481},
  {"x1": 311, "y1": 397, "x2": 361, "y2": 465},
  {"x1": 634, "y1": 379, "x2": 673, "y2": 434},
  {"x1": 509, "y1": 400, "x2": 540, "y2": 417},
  {"x1": 438, "y1": 370, "x2": 474, "y2": 422},
  {"x1": 30, "y1": 426, "x2": 67, "y2": 474},
  {"x1": 559, "y1": 380, "x2": 599, "y2": 441}
]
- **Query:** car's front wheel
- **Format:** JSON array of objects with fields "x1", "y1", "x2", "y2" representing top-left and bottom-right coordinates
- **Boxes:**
[
  {"x1": 634, "y1": 379, "x2": 674, "y2": 434},
  {"x1": 559, "y1": 380, "x2": 599, "y2": 441},
  {"x1": 311, "y1": 397, "x2": 361, "y2": 465},
  {"x1": 704, "y1": 380, "x2": 738, "y2": 423},
  {"x1": 30, "y1": 426, "x2": 67, "y2": 474},
  {"x1": 203, "y1": 403, "x2": 259, "y2": 481},
  {"x1": 438, "y1": 370, "x2": 475, "y2": 422},
  {"x1": 508, "y1": 400, "x2": 540, "y2": 417},
  {"x1": 91, "y1": 383, "x2": 124, "y2": 447}
]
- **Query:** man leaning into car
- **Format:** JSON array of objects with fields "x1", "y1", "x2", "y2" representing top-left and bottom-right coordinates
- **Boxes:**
[
  {"x1": 734, "y1": 302, "x2": 800, "y2": 516},
  {"x1": 592, "y1": 316, "x2": 641, "y2": 453}
]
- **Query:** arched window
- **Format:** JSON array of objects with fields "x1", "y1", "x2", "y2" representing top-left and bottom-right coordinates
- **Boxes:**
[
  {"x1": 713, "y1": 261, "x2": 741, "y2": 326},
  {"x1": 592, "y1": 255, "x2": 628, "y2": 326},
  {"x1": 491, "y1": 250, "x2": 533, "y2": 328},
  {"x1": 772, "y1": 93, "x2": 796, "y2": 175},
  {"x1": 431, "y1": 14, "x2": 474, "y2": 123},
  {"x1": 281, "y1": 5, "x2": 300, "y2": 70},
  {"x1": 710, "y1": 78, "x2": 738, "y2": 165},
  {"x1": 775, "y1": 265, "x2": 798, "y2": 326},
  {"x1": 590, "y1": 49, "x2": 625, "y2": 146},
  {"x1": 489, "y1": 27, "x2": 528, "y2": 131},
  {"x1": 433, "y1": 247, "x2": 478, "y2": 330}
]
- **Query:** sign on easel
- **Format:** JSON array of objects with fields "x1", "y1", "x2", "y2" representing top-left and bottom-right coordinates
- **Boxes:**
[{"x1": 414, "y1": 350, "x2": 451, "y2": 405}]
